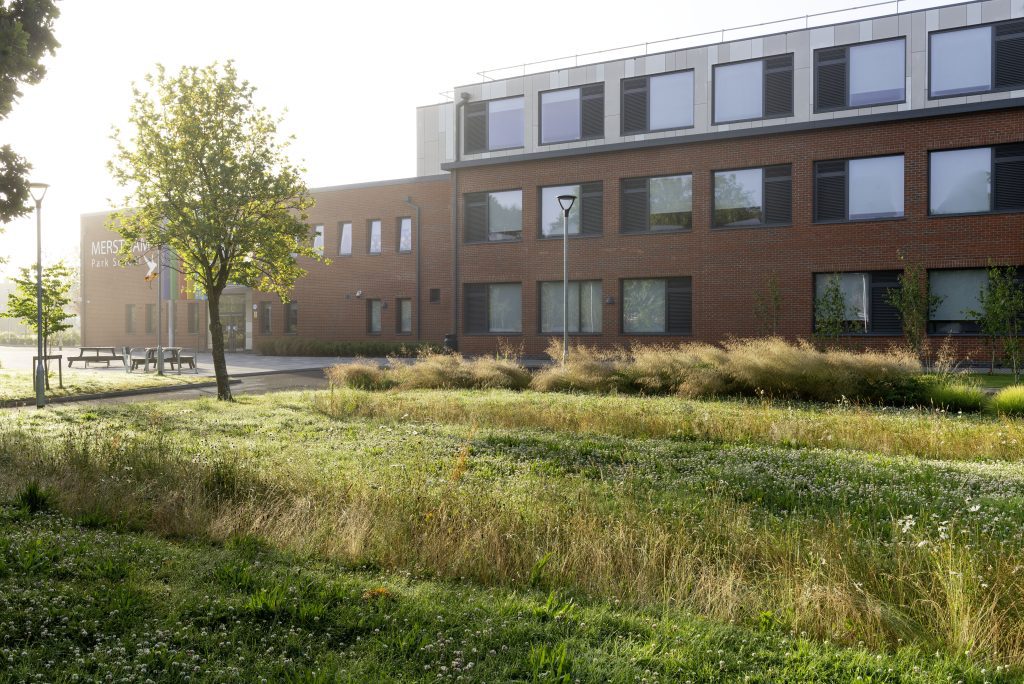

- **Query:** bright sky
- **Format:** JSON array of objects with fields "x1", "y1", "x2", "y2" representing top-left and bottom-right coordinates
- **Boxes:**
[{"x1": 0, "y1": 0, "x2": 960, "y2": 277}]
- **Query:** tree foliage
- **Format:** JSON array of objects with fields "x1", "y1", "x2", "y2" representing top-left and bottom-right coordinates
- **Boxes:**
[
  {"x1": 1, "y1": 259, "x2": 75, "y2": 381},
  {"x1": 108, "y1": 61, "x2": 317, "y2": 400},
  {"x1": 814, "y1": 274, "x2": 846, "y2": 344},
  {"x1": 966, "y1": 266, "x2": 1024, "y2": 379},
  {"x1": 0, "y1": 0, "x2": 60, "y2": 223},
  {"x1": 886, "y1": 262, "x2": 942, "y2": 362}
]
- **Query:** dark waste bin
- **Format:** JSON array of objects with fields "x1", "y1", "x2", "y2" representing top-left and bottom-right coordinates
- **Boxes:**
[{"x1": 443, "y1": 334, "x2": 458, "y2": 353}]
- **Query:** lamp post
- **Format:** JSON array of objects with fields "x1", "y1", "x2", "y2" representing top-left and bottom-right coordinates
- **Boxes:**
[
  {"x1": 28, "y1": 182, "x2": 49, "y2": 409},
  {"x1": 556, "y1": 194, "x2": 576, "y2": 366}
]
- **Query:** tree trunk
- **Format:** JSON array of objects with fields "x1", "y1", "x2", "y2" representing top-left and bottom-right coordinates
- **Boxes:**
[{"x1": 207, "y1": 290, "x2": 233, "y2": 401}]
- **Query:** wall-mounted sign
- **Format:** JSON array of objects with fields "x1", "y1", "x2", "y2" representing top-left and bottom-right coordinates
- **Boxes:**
[{"x1": 88, "y1": 238, "x2": 150, "y2": 269}]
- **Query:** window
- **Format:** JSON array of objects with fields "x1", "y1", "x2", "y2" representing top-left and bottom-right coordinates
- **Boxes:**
[
  {"x1": 187, "y1": 302, "x2": 200, "y2": 335},
  {"x1": 713, "y1": 54, "x2": 793, "y2": 123},
  {"x1": 397, "y1": 298, "x2": 412, "y2": 334},
  {"x1": 339, "y1": 221, "x2": 352, "y2": 256},
  {"x1": 312, "y1": 224, "x2": 324, "y2": 255},
  {"x1": 464, "y1": 283, "x2": 522, "y2": 334},
  {"x1": 259, "y1": 302, "x2": 271, "y2": 335},
  {"x1": 539, "y1": 83, "x2": 604, "y2": 144},
  {"x1": 464, "y1": 96, "x2": 525, "y2": 153},
  {"x1": 621, "y1": 70, "x2": 694, "y2": 134},
  {"x1": 930, "y1": 20, "x2": 1024, "y2": 97},
  {"x1": 125, "y1": 304, "x2": 135, "y2": 334},
  {"x1": 284, "y1": 301, "x2": 298, "y2": 334},
  {"x1": 814, "y1": 155, "x2": 904, "y2": 222},
  {"x1": 622, "y1": 278, "x2": 691, "y2": 334},
  {"x1": 713, "y1": 165, "x2": 791, "y2": 227},
  {"x1": 540, "y1": 281, "x2": 602, "y2": 334},
  {"x1": 368, "y1": 219, "x2": 382, "y2": 254},
  {"x1": 929, "y1": 269, "x2": 989, "y2": 334},
  {"x1": 398, "y1": 217, "x2": 412, "y2": 253},
  {"x1": 930, "y1": 144, "x2": 1024, "y2": 215},
  {"x1": 464, "y1": 190, "x2": 523, "y2": 242},
  {"x1": 815, "y1": 39, "x2": 906, "y2": 111},
  {"x1": 368, "y1": 299, "x2": 382, "y2": 334},
  {"x1": 539, "y1": 183, "x2": 602, "y2": 237},
  {"x1": 621, "y1": 174, "x2": 693, "y2": 232},
  {"x1": 813, "y1": 271, "x2": 903, "y2": 334},
  {"x1": 429, "y1": 288, "x2": 441, "y2": 303},
  {"x1": 145, "y1": 303, "x2": 156, "y2": 334}
]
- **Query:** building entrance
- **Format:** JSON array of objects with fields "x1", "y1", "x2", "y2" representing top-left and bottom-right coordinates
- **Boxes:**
[{"x1": 219, "y1": 294, "x2": 246, "y2": 353}]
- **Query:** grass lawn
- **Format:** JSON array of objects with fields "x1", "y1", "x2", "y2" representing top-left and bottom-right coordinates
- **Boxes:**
[
  {"x1": 965, "y1": 372, "x2": 1021, "y2": 390},
  {"x1": 0, "y1": 367, "x2": 210, "y2": 402},
  {"x1": 1, "y1": 388, "x2": 1023, "y2": 678}
]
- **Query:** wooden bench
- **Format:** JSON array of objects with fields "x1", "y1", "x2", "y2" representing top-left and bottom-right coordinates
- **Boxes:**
[{"x1": 68, "y1": 346, "x2": 124, "y2": 367}]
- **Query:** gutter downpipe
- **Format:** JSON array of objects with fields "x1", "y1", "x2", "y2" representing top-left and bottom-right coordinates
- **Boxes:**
[
  {"x1": 403, "y1": 196, "x2": 422, "y2": 340},
  {"x1": 452, "y1": 93, "x2": 469, "y2": 344}
]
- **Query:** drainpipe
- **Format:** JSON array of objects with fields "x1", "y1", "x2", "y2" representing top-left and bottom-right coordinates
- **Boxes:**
[
  {"x1": 451, "y1": 92, "x2": 470, "y2": 341},
  {"x1": 403, "y1": 196, "x2": 422, "y2": 340}
]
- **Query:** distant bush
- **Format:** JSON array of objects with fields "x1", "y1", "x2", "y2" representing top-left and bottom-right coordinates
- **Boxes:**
[
  {"x1": 991, "y1": 385, "x2": 1024, "y2": 417},
  {"x1": 257, "y1": 338, "x2": 439, "y2": 357},
  {"x1": 921, "y1": 378, "x2": 988, "y2": 413},
  {"x1": 0, "y1": 330, "x2": 80, "y2": 347}
]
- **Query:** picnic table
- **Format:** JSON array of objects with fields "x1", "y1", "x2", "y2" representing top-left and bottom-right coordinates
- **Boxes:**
[
  {"x1": 68, "y1": 346, "x2": 123, "y2": 367},
  {"x1": 126, "y1": 347, "x2": 197, "y2": 373}
]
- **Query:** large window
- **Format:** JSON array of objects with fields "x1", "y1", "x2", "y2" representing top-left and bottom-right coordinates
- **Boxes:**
[
  {"x1": 339, "y1": 221, "x2": 352, "y2": 256},
  {"x1": 713, "y1": 165, "x2": 791, "y2": 227},
  {"x1": 464, "y1": 190, "x2": 523, "y2": 242},
  {"x1": 815, "y1": 39, "x2": 906, "y2": 111},
  {"x1": 539, "y1": 183, "x2": 602, "y2": 237},
  {"x1": 621, "y1": 70, "x2": 694, "y2": 134},
  {"x1": 930, "y1": 144, "x2": 1024, "y2": 215},
  {"x1": 284, "y1": 301, "x2": 298, "y2": 334},
  {"x1": 125, "y1": 304, "x2": 135, "y2": 334},
  {"x1": 539, "y1": 83, "x2": 604, "y2": 144},
  {"x1": 928, "y1": 269, "x2": 989, "y2": 334},
  {"x1": 814, "y1": 155, "x2": 904, "y2": 222},
  {"x1": 464, "y1": 283, "x2": 522, "y2": 334},
  {"x1": 367, "y1": 299, "x2": 382, "y2": 334},
  {"x1": 930, "y1": 20, "x2": 1024, "y2": 98},
  {"x1": 398, "y1": 217, "x2": 412, "y2": 253},
  {"x1": 397, "y1": 298, "x2": 412, "y2": 334},
  {"x1": 622, "y1": 278, "x2": 691, "y2": 335},
  {"x1": 621, "y1": 174, "x2": 692, "y2": 233},
  {"x1": 188, "y1": 302, "x2": 200, "y2": 335},
  {"x1": 464, "y1": 96, "x2": 525, "y2": 153},
  {"x1": 368, "y1": 220, "x2": 382, "y2": 254},
  {"x1": 813, "y1": 271, "x2": 902, "y2": 335},
  {"x1": 145, "y1": 303, "x2": 156, "y2": 334},
  {"x1": 713, "y1": 54, "x2": 793, "y2": 123},
  {"x1": 539, "y1": 281, "x2": 603, "y2": 334},
  {"x1": 312, "y1": 224, "x2": 324, "y2": 256},
  {"x1": 259, "y1": 301, "x2": 271, "y2": 335}
]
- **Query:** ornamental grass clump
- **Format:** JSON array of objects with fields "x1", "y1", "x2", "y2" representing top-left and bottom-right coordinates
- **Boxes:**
[
  {"x1": 619, "y1": 344, "x2": 733, "y2": 397},
  {"x1": 465, "y1": 356, "x2": 532, "y2": 390},
  {"x1": 992, "y1": 385, "x2": 1024, "y2": 417},
  {"x1": 923, "y1": 378, "x2": 989, "y2": 413},
  {"x1": 530, "y1": 341, "x2": 626, "y2": 394},
  {"x1": 387, "y1": 352, "x2": 478, "y2": 390},
  {"x1": 325, "y1": 362, "x2": 393, "y2": 391}
]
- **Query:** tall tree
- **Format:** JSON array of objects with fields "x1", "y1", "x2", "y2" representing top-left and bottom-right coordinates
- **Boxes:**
[
  {"x1": 108, "y1": 62, "x2": 317, "y2": 400},
  {"x1": 1, "y1": 260, "x2": 74, "y2": 386},
  {"x1": 0, "y1": 0, "x2": 60, "y2": 223}
]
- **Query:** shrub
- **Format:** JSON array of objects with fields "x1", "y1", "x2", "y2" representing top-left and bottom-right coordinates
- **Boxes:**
[
  {"x1": 466, "y1": 356, "x2": 532, "y2": 390},
  {"x1": 325, "y1": 362, "x2": 393, "y2": 391},
  {"x1": 257, "y1": 338, "x2": 439, "y2": 357},
  {"x1": 991, "y1": 385, "x2": 1024, "y2": 417},
  {"x1": 922, "y1": 379, "x2": 988, "y2": 413},
  {"x1": 530, "y1": 341, "x2": 626, "y2": 394}
]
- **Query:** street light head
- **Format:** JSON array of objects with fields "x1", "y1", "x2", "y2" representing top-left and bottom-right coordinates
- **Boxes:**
[
  {"x1": 28, "y1": 182, "x2": 49, "y2": 203},
  {"x1": 557, "y1": 194, "x2": 576, "y2": 215}
]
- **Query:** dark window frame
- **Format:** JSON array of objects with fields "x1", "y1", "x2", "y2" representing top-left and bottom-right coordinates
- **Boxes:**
[
  {"x1": 925, "y1": 266, "x2": 1024, "y2": 336},
  {"x1": 463, "y1": 94, "x2": 526, "y2": 155},
  {"x1": 711, "y1": 53, "x2": 794, "y2": 125},
  {"x1": 619, "y1": 277, "x2": 693, "y2": 336},
  {"x1": 928, "y1": 18, "x2": 1024, "y2": 99},
  {"x1": 397, "y1": 216, "x2": 413, "y2": 254},
  {"x1": 429, "y1": 288, "x2": 441, "y2": 304},
  {"x1": 711, "y1": 164, "x2": 793, "y2": 229},
  {"x1": 187, "y1": 301, "x2": 201, "y2": 335},
  {"x1": 927, "y1": 142, "x2": 1024, "y2": 217},
  {"x1": 620, "y1": 173, "x2": 694, "y2": 234},
  {"x1": 812, "y1": 153, "x2": 906, "y2": 224},
  {"x1": 537, "y1": 181, "x2": 604, "y2": 239},
  {"x1": 338, "y1": 220, "x2": 353, "y2": 257},
  {"x1": 537, "y1": 82, "x2": 605, "y2": 146},
  {"x1": 811, "y1": 270, "x2": 904, "y2": 336},
  {"x1": 813, "y1": 36, "x2": 908, "y2": 113},
  {"x1": 463, "y1": 282, "x2": 523, "y2": 336},
  {"x1": 620, "y1": 68, "x2": 696, "y2": 136},
  {"x1": 396, "y1": 297, "x2": 413, "y2": 335},
  {"x1": 258, "y1": 301, "x2": 271, "y2": 335},
  {"x1": 284, "y1": 301, "x2": 298, "y2": 335},
  {"x1": 145, "y1": 303, "x2": 156, "y2": 334},
  {"x1": 367, "y1": 218, "x2": 383, "y2": 255},
  {"x1": 367, "y1": 298, "x2": 382, "y2": 335},
  {"x1": 463, "y1": 188, "x2": 524, "y2": 244},
  {"x1": 125, "y1": 304, "x2": 135, "y2": 334},
  {"x1": 536, "y1": 279, "x2": 604, "y2": 336}
]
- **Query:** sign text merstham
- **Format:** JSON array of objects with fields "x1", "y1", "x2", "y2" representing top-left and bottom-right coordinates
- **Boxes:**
[{"x1": 89, "y1": 239, "x2": 149, "y2": 269}]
